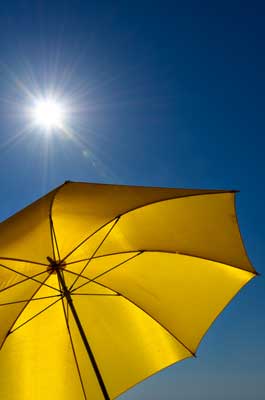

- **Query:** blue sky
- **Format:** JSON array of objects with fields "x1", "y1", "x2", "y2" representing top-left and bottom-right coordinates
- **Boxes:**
[{"x1": 0, "y1": 1, "x2": 264, "y2": 399}]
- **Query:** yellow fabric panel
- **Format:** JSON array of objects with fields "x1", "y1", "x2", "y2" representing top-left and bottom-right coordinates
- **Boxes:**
[
  {"x1": 0, "y1": 261, "x2": 49, "y2": 346},
  {"x1": 11, "y1": 274, "x2": 61, "y2": 329},
  {"x1": 52, "y1": 182, "x2": 226, "y2": 260},
  {"x1": 0, "y1": 277, "x2": 84, "y2": 400},
  {"x1": 70, "y1": 293, "x2": 191, "y2": 399},
  {"x1": 0, "y1": 189, "x2": 56, "y2": 264},
  {"x1": 90, "y1": 252, "x2": 255, "y2": 354},
  {"x1": 97, "y1": 193, "x2": 254, "y2": 272},
  {"x1": 64, "y1": 220, "x2": 118, "y2": 264},
  {"x1": 0, "y1": 260, "x2": 47, "y2": 291}
]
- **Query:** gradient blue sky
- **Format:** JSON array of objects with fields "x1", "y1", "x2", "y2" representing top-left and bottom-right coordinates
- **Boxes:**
[{"x1": 0, "y1": 1, "x2": 264, "y2": 399}]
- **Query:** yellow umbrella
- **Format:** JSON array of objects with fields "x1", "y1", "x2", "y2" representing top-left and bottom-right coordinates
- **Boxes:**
[{"x1": 0, "y1": 182, "x2": 257, "y2": 399}]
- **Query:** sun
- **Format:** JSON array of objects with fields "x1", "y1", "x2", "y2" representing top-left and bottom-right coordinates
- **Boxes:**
[{"x1": 31, "y1": 98, "x2": 65, "y2": 131}]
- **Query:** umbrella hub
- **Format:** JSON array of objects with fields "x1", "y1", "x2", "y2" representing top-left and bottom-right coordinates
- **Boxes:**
[{"x1": 46, "y1": 256, "x2": 66, "y2": 274}]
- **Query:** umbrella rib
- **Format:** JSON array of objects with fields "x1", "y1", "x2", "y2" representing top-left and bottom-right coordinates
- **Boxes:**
[
  {"x1": 65, "y1": 250, "x2": 176, "y2": 266},
  {"x1": 90, "y1": 279, "x2": 196, "y2": 358},
  {"x1": 176, "y1": 251, "x2": 258, "y2": 274},
  {"x1": 9, "y1": 296, "x2": 63, "y2": 334},
  {"x1": 50, "y1": 216, "x2": 56, "y2": 261},
  {"x1": 50, "y1": 218, "x2": 61, "y2": 262},
  {"x1": 60, "y1": 190, "x2": 236, "y2": 263},
  {"x1": 72, "y1": 181, "x2": 236, "y2": 195},
  {"x1": 68, "y1": 217, "x2": 120, "y2": 291},
  {"x1": 58, "y1": 284, "x2": 87, "y2": 400},
  {"x1": 0, "y1": 294, "x2": 62, "y2": 306},
  {"x1": 0, "y1": 263, "x2": 61, "y2": 293},
  {"x1": 119, "y1": 249, "x2": 255, "y2": 273},
  {"x1": 0, "y1": 270, "x2": 48, "y2": 294},
  {"x1": 233, "y1": 194, "x2": 255, "y2": 271},
  {"x1": 0, "y1": 257, "x2": 48, "y2": 266},
  {"x1": 49, "y1": 182, "x2": 66, "y2": 261},
  {"x1": 72, "y1": 293, "x2": 120, "y2": 296},
  {"x1": 67, "y1": 249, "x2": 257, "y2": 275},
  {"x1": 69, "y1": 252, "x2": 142, "y2": 293}
]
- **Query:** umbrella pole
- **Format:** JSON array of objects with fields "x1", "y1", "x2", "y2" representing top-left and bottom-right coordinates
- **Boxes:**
[{"x1": 56, "y1": 267, "x2": 111, "y2": 400}]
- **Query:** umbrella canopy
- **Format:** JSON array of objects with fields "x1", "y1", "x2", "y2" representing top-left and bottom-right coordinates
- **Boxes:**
[{"x1": 0, "y1": 182, "x2": 257, "y2": 399}]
